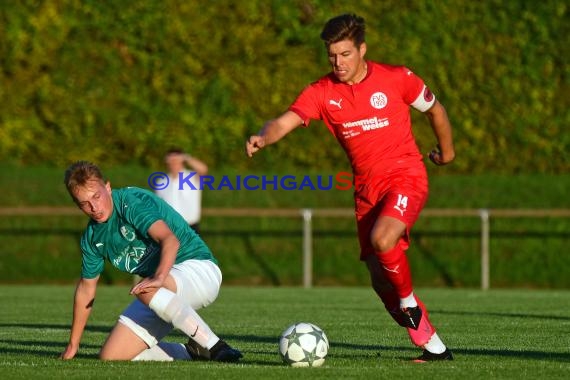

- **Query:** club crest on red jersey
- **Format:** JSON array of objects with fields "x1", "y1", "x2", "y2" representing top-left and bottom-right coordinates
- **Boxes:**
[{"x1": 370, "y1": 92, "x2": 388, "y2": 109}]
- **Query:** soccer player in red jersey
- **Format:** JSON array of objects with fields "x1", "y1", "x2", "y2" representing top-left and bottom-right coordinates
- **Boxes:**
[{"x1": 246, "y1": 14, "x2": 455, "y2": 362}]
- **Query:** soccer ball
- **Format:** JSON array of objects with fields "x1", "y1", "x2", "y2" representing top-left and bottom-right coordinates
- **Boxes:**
[{"x1": 278, "y1": 322, "x2": 329, "y2": 367}]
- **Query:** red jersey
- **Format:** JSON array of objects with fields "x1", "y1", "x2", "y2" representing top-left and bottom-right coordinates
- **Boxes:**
[{"x1": 290, "y1": 61, "x2": 435, "y2": 179}]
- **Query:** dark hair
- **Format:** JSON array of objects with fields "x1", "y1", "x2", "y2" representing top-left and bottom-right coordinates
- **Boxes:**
[
  {"x1": 166, "y1": 147, "x2": 184, "y2": 155},
  {"x1": 64, "y1": 161, "x2": 106, "y2": 196},
  {"x1": 320, "y1": 14, "x2": 366, "y2": 48}
]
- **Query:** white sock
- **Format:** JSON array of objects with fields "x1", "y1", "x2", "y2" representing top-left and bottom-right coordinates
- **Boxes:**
[
  {"x1": 149, "y1": 288, "x2": 219, "y2": 349},
  {"x1": 132, "y1": 342, "x2": 191, "y2": 361},
  {"x1": 400, "y1": 292, "x2": 418, "y2": 309},
  {"x1": 423, "y1": 332, "x2": 446, "y2": 354}
]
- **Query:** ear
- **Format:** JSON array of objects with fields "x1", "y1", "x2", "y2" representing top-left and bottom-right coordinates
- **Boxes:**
[
  {"x1": 105, "y1": 181, "x2": 112, "y2": 193},
  {"x1": 359, "y1": 42, "x2": 367, "y2": 58}
]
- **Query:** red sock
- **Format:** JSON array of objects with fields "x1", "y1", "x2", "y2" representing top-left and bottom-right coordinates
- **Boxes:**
[{"x1": 375, "y1": 242, "x2": 413, "y2": 299}]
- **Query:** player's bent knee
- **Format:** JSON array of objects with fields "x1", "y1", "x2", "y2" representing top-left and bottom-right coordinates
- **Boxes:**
[{"x1": 371, "y1": 236, "x2": 398, "y2": 254}]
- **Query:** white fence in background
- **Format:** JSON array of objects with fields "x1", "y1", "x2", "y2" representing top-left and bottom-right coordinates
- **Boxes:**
[{"x1": 3, "y1": 207, "x2": 569, "y2": 290}]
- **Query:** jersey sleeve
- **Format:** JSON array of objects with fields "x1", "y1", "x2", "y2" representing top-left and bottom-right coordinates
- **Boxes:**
[
  {"x1": 80, "y1": 230, "x2": 105, "y2": 279},
  {"x1": 289, "y1": 82, "x2": 323, "y2": 127},
  {"x1": 401, "y1": 67, "x2": 436, "y2": 112}
]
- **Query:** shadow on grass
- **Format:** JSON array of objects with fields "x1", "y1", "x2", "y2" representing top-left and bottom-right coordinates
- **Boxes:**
[
  {"x1": 432, "y1": 309, "x2": 570, "y2": 321},
  {"x1": 2, "y1": 323, "x2": 568, "y2": 364},
  {"x1": 448, "y1": 348, "x2": 570, "y2": 362},
  {"x1": 0, "y1": 322, "x2": 112, "y2": 332},
  {"x1": 221, "y1": 333, "x2": 570, "y2": 363},
  {"x1": 0, "y1": 323, "x2": 109, "y2": 359},
  {"x1": 0, "y1": 340, "x2": 98, "y2": 359}
]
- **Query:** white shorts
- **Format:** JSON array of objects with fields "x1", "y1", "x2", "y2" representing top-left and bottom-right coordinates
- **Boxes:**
[{"x1": 118, "y1": 259, "x2": 222, "y2": 347}]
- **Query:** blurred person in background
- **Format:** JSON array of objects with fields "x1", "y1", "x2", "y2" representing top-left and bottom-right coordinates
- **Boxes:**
[
  {"x1": 246, "y1": 13, "x2": 455, "y2": 362},
  {"x1": 155, "y1": 148, "x2": 208, "y2": 235},
  {"x1": 61, "y1": 161, "x2": 241, "y2": 362}
]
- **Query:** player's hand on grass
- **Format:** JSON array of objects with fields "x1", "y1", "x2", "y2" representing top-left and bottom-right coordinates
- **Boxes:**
[
  {"x1": 246, "y1": 135, "x2": 266, "y2": 157},
  {"x1": 60, "y1": 342, "x2": 78, "y2": 360}
]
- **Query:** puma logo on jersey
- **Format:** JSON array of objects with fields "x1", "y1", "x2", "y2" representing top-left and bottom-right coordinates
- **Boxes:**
[
  {"x1": 394, "y1": 205, "x2": 406, "y2": 216},
  {"x1": 329, "y1": 98, "x2": 343, "y2": 109},
  {"x1": 383, "y1": 265, "x2": 400, "y2": 274}
]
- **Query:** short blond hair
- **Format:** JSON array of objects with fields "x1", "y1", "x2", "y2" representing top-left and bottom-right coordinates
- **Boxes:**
[{"x1": 64, "y1": 161, "x2": 106, "y2": 197}]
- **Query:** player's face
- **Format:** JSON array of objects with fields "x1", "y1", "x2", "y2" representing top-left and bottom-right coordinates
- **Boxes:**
[
  {"x1": 165, "y1": 153, "x2": 184, "y2": 174},
  {"x1": 327, "y1": 39, "x2": 367, "y2": 84},
  {"x1": 72, "y1": 179, "x2": 113, "y2": 223}
]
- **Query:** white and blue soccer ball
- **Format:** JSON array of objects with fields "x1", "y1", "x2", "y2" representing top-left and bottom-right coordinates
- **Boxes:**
[{"x1": 278, "y1": 322, "x2": 329, "y2": 367}]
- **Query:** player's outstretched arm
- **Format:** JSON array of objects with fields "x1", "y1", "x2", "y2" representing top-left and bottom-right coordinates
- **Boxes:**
[
  {"x1": 246, "y1": 111, "x2": 304, "y2": 157},
  {"x1": 61, "y1": 276, "x2": 99, "y2": 359},
  {"x1": 425, "y1": 100, "x2": 455, "y2": 166}
]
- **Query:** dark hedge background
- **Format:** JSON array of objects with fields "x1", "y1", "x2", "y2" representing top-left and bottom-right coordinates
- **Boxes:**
[{"x1": 1, "y1": 0, "x2": 568, "y2": 173}]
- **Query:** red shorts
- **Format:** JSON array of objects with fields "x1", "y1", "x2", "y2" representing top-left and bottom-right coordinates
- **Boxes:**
[{"x1": 354, "y1": 166, "x2": 428, "y2": 260}]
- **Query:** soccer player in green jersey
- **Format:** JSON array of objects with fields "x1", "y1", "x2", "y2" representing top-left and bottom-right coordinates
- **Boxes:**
[{"x1": 60, "y1": 161, "x2": 242, "y2": 362}]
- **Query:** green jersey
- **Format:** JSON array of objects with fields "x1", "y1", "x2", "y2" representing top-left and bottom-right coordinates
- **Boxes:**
[{"x1": 79, "y1": 187, "x2": 216, "y2": 279}]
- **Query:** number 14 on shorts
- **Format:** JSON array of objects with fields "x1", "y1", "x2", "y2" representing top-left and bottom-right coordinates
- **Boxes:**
[{"x1": 394, "y1": 194, "x2": 408, "y2": 216}]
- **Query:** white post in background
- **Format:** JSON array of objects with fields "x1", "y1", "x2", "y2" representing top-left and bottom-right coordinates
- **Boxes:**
[
  {"x1": 301, "y1": 209, "x2": 313, "y2": 288},
  {"x1": 479, "y1": 209, "x2": 490, "y2": 290}
]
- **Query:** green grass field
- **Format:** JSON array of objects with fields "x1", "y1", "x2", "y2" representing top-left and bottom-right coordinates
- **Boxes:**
[{"x1": 0, "y1": 286, "x2": 568, "y2": 379}]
